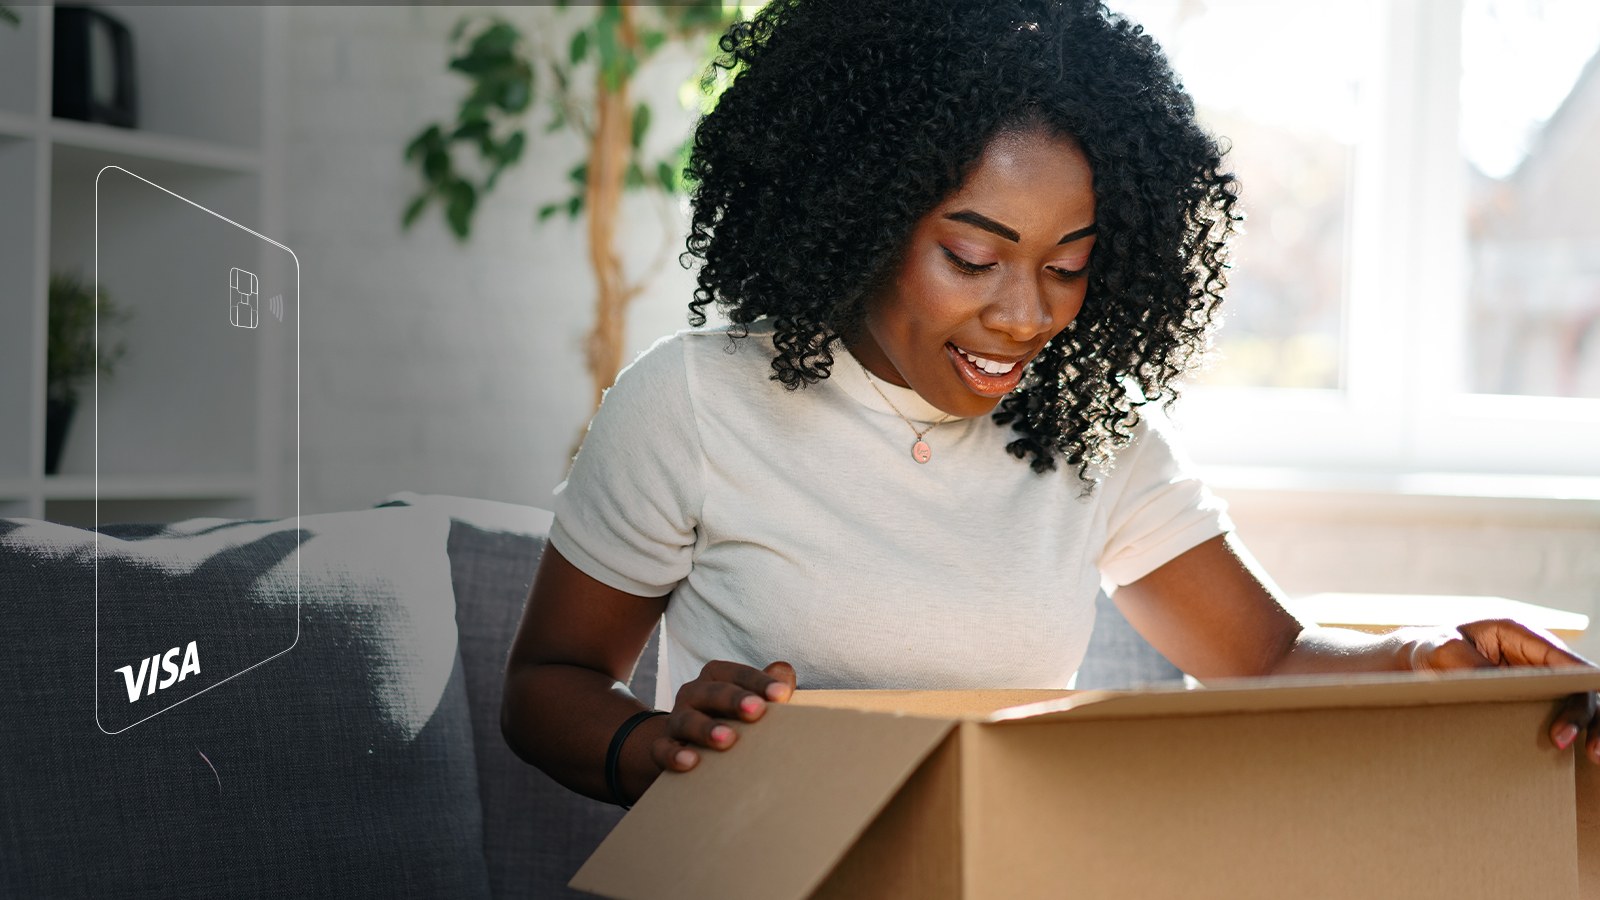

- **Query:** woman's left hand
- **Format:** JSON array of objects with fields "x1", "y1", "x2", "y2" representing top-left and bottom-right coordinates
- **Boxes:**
[{"x1": 1400, "y1": 618, "x2": 1600, "y2": 763}]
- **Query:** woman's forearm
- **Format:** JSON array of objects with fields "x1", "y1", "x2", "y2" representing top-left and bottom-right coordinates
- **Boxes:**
[
  {"x1": 1264, "y1": 625, "x2": 1417, "y2": 677},
  {"x1": 501, "y1": 661, "x2": 668, "y2": 805}
]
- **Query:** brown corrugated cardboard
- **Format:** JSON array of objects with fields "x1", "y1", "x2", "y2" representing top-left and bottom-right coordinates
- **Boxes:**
[{"x1": 571, "y1": 668, "x2": 1600, "y2": 900}]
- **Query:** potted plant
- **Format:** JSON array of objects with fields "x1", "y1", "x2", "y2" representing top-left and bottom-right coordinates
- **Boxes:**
[{"x1": 46, "y1": 271, "x2": 128, "y2": 474}]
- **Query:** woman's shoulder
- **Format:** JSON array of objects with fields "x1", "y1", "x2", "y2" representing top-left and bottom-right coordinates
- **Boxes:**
[
  {"x1": 621, "y1": 319, "x2": 779, "y2": 390},
  {"x1": 594, "y1": 320, "x2": 782, "y2": 450}
]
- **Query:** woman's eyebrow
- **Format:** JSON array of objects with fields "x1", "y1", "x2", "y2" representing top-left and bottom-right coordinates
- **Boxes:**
[
  {"x1": 1057, "y1": 223, "x2": 1098, "y2": 245},
  {"x1": 944, "y1": 210, "x2": 1098, "y2": 245},
  {"x1": 945, "y1": 210, "x2": 1020, "y2": 242}
]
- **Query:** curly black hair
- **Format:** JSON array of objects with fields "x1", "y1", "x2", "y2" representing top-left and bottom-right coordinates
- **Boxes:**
[{"x1": 683, "y1": 0, "x2": 1240, "y2": 478}]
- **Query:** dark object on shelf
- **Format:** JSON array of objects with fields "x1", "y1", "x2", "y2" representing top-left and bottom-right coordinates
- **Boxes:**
[
  {"x1": 53, "y1": 5, "x2": 137, "y2": 128},
  {"x1": 45, "y1": 398, "x2": 75, "y2": 475}
]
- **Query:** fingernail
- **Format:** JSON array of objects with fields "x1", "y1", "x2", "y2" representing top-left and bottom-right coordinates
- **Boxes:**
[
  {"x1": 740, "y1": 695, "x2": 764, "y2": 717},
  {"x1": 766, "y1": 683, "x2": 791, "y2": 702},
  {"x1": 1556, "y1": 724, "x2": 1579, "y2": 749},
  {"x1": 675, "y1": 749, "x2": 696, "y2": 768},
  {"x1": 711, "y1": 725, "x2": 734, "y2": 744}
]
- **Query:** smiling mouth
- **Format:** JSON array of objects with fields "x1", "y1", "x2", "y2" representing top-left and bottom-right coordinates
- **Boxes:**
[{"x1": 946, "y1": 343, "x2": 1028, "y2": 397}]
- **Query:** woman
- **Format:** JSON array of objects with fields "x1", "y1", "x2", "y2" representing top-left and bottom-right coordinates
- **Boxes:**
[{"x1": 502, "y1": 0, "x2": 1598, "y2": 809}]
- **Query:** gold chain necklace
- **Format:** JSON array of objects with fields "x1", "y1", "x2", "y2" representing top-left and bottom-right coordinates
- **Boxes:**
[{"x1": 857, "y1": 361, "x2": 954, "y2": 464}]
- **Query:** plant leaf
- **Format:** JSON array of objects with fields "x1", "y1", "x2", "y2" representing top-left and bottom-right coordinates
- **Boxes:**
[
  {"x1": 595, "y1": 6, "x2": 622, "y2": 88},
  {"x1": 451, "y1": 118, "x2": 491, "y2": 141},
  {"x1": 446, "y1": 180, "x2": 477, "y2": 238},
  {"x1": 404, "y1": 125, "x2": 441, "y2": 161},
  {"x1": 449, "y1": 50, "x2": 507, "y2": 78},
  {"x1": 570, "y1": 29, "x2": 589, "y2": 65},
  {"x1": 631, "y1": 103, "x2": 651, "y2": 149},
  {"x1": 537, "y1": 203, "x2": 561, "y2": 223},
  {"x1": 502, "y1": 131, "x2": 526, "y2": 165},
  {"x1": 499, "y1": 77, "x2": 531, "y2": 113},
  {"x1": 402, "y1": 194, "x2": 430, "y2": 230},
  {"x1": 424, "y1": 146, "x2": 450, "y2": 183},
  {"x1": 472, "y1": 21, "x2": 519, "y2": 58}
]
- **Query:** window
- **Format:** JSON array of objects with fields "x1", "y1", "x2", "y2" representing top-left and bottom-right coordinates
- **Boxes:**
[
  {"x1": 1461, "y1": 0, "x2": 1600, "y2": 398},
  {"x1": 1108, "y1": 0, "x2": 1600, "y2": 479}
]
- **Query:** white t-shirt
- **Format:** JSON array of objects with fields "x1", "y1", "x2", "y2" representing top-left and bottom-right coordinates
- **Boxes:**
[{"x1": 550, "y1": 320, "x2": 1231, "y2": 708}]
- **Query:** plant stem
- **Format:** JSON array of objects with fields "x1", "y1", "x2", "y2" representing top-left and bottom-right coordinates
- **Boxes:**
[{"x1": 583, "y1": 3, "x2": 644, "y2": 414}]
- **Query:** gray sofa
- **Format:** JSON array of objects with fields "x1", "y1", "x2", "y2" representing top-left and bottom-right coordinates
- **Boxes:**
[{"x1": 0, "y1": 493, "x2": 1179, "y2": 899}]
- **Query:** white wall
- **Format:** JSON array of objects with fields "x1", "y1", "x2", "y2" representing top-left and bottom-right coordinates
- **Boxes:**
[
  {"x1": 283, "y1": 8, "x2": 1600, "y2": 657},
  {"x1": 285, "y1": 6, "x2": 702, "y2": 514}
]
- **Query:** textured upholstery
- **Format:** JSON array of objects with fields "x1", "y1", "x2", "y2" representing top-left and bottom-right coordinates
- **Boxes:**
[
  {"x1": 0, "y1": 509, "x2": 491, "y2": 899},
  {"x1": 1075, "y1": 587, "x2": 1186, "y2": 690},
  {"x1": 381, "y1": 493, "x2": 660, "y2": 900}
]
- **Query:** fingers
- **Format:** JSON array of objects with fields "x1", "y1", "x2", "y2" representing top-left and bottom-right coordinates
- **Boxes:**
[
  {"x1": 763, "y1": 660, "x2": 797, "y2": 701},
  {"x1": 1458, "y1": 618, "x2": 1593, "y2": 669},
  {"x1": 702, "y1": 659, "x2": 796, "y2": 703},
  {"x1": 1426, "y1": 636, "x2": 1496, "y2": 671},
  {"x1": 650, "y1": 733, "x2": 702, "y2": 773},
  {"x1": 1443, "y1": 620, "x2": 1600, "y2": 765},
  {"x1": 1586, "y1": 703, "x2": 1600, "y2": 766},
  {"x1": 1404, "y1": 627, "x2": 1495, "y2": 673},
  {"x1": 1407, "y1": 619, "x2": 1593, "y2": 673},
  {"x1": 662, "y1": 660, "x2": 799, "y2": 768},
  {"x1": 1550, "y1": 691, "x2": 1600, "y2": 763}
]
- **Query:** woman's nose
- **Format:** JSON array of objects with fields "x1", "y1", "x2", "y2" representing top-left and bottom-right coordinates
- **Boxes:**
[{"x1": 979, "y1": 273, "x2": 1059, "y2": 343}]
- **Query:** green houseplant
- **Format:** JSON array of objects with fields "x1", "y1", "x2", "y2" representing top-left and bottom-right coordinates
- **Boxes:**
[
  {"x1": 402, "y1": 3, "x2": 743, "y2": 415},
  {"x1": 46, "y1": 272, "x2": 128, "y2": 474}
]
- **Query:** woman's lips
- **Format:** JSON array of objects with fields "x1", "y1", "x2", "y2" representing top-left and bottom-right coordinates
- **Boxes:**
[{"x1": 945, "y1": 343, "x2": 1027, "y2": 397}]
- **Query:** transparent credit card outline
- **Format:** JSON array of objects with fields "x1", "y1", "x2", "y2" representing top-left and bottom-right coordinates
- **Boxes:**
[{"x1": 93, "y1": 165, "x2": 301, "y2": 735}]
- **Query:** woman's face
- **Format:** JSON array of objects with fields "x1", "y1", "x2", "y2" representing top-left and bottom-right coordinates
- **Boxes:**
[{"x1": 848, "y1": 128, "x2": 1097, "y2": 418}]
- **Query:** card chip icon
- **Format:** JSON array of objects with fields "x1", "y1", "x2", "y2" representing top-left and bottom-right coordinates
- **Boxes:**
[{"x1": 230, "y1": 267, "x2": 259, "y2": 329}]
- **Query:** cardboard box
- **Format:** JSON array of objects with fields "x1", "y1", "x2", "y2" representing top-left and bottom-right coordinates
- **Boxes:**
[
  {"x1": 1284, "y1": 593, "x2": 1592, "y2": 645},
  {"x1": 573, "y1": 669, "x2": 1600, "y2": 899}
]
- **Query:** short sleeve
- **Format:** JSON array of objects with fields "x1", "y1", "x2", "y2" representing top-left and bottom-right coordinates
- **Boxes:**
[
  {"x1": 1096, "y1": 406, "x2": 1233, "y2": 587},
  {"x1": 549, "y1": 333, "x2": 704, "y2": 597}
]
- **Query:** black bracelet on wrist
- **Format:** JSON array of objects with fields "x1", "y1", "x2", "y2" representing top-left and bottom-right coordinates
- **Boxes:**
[{"x1": 606, "y1": 709, "x2": 669, "y2": 809}]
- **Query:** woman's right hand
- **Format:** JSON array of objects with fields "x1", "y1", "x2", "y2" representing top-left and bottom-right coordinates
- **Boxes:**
[{"x1": 652, "y1": 660, "x2": 797, "y2": 773}]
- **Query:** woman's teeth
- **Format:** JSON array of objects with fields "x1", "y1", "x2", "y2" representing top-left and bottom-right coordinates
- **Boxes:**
[{"x1": 956, "y1": 347, "x2": 1018, "y2": 375}]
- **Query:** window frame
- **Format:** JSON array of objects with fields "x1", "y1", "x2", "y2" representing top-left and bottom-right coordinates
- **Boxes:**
[{"x1": 1168, "y1": 0, "x2": 1600, "y2": 482}]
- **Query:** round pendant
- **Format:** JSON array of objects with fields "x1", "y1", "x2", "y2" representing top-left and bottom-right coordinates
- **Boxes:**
[{"x1": 911, "y1": 439, "x2": 932, "y2": 464}]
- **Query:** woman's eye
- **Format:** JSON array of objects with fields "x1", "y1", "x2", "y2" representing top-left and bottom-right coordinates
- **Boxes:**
[
  {"x1": 941, "y1": 247, "x2": 995, "y2": 274},
  {"x1": 1048, "y1": 264, "x2": 1089, "y2": 281}
]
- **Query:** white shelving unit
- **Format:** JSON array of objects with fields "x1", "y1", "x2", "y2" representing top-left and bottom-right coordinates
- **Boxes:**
[{"x1": 0, "y1": 5, "x2": 290, "y2": 526}]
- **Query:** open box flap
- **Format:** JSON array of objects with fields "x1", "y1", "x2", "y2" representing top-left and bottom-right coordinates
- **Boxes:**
[
  {"x1": 984, "y1": 667, "x2": 1600, "y2": 725},
  {"x1": 570, "y1": 704, "x2": 955, "y2": 900}
]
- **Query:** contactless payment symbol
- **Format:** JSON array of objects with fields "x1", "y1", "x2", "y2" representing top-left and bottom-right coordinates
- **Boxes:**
[{"x1": 230, "y1": 266, "x2": 259, "y2": 329}]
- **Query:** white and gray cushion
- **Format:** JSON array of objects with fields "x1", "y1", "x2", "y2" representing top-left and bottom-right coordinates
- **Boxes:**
[
  {"x1": 0, "y1": 508, "x2": 492, "y2": 899},
  {"x1": 381, "y1": 492, "x2": 660, "y2": 900}
]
